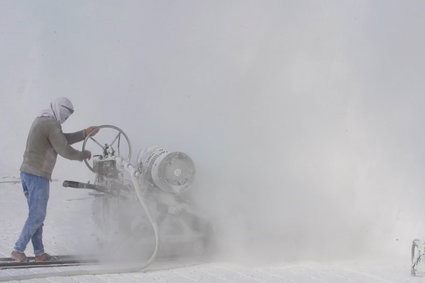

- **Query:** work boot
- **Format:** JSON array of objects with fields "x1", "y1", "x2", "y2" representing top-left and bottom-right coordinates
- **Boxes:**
[
  {"x1": 35, "y1": 253, "x2": 56, "y2": 262},
  {"x1": 11, "y1": 251, "x2": 28, "y2": 262}
]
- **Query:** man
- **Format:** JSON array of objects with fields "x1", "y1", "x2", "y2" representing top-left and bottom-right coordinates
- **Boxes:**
[{"x1": 11, "y1": 97, "x2": 98, "y2": 262}]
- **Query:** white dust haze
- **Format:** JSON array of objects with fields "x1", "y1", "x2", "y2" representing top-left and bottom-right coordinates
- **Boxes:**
[{"x1": 1, "y1": 0, "x2": 425, "y2": 263}]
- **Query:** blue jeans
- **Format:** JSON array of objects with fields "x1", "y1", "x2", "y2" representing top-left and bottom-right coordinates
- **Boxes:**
[{"x1": 14, "y1": 171, "x2": 49, "y2": 256}]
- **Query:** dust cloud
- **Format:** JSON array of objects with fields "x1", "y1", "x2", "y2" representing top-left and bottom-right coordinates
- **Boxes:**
[{"x1": 1, "y1": 0, "x2": 425, "y2": 263}]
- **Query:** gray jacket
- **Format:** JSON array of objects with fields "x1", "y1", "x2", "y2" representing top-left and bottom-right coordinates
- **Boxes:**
[{"x1": 20, "y1": 117, "x2": 85, "y2": 180}]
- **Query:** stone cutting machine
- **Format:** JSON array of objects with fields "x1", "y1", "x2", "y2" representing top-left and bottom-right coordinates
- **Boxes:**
[{"x1": 63, "y1": 125, "x2": 212, "y2": 262}]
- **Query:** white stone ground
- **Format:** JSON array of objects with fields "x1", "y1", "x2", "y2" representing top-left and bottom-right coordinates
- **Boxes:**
[{"x1": 1, "y1": 182, "x2": 425, "y2": 283}]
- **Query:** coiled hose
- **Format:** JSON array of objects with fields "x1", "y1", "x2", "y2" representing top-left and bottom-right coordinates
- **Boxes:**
[{"x1": 0, "y1": 157, "x2": 159, "y2": 282}]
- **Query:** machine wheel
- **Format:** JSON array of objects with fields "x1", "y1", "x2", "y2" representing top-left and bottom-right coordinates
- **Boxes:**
[{"x1": 82, "y1": 125, "x2": 132, "y2": 172}]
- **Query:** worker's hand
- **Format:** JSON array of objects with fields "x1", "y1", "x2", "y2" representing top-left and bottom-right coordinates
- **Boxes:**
[
  {"x1": 84, "y1": 126, "x2": 99, "y2": 137},
  {"x1": 83, "y1": 150, "x2": 92, "y2": 160}
]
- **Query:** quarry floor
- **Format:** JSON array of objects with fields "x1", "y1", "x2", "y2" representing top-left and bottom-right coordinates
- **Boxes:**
[{"x1": 1, "y1": 182, "x2": 424, "y2": 283}]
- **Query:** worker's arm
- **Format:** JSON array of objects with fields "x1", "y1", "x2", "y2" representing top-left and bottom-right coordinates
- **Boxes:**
[
  {"x1": 48, "y1": 124, "x2": 85, "y2": 161},
  {"x1": 64, "y1": 126, "x2": 99, "y2": 145},
  {"x1": 64, "y1": 130, "x2": 85, "y2": 145}
]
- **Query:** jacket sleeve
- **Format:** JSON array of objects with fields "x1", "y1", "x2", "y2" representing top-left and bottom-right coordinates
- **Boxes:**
[
  {"x1": 48, "y1": 123, "x2": 84, "y2": 161},
  {"x1": 64, "y1": 130, "x2": 85, "y2": 145}
]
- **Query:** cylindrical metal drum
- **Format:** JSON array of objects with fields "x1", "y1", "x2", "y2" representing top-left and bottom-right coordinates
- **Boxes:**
[{"x1": 137, "y1": 146, "x2": 196, "y2": 194}]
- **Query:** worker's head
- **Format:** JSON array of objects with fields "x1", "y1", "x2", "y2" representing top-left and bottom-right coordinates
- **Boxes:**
[{"x1": 49, "y1": 97, "x2": 74, "y2": 124}]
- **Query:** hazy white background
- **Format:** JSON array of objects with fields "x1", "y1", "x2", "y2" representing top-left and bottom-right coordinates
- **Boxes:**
[{"x1": 1, "y1": 0, "x2": 425, "y2": 263}]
